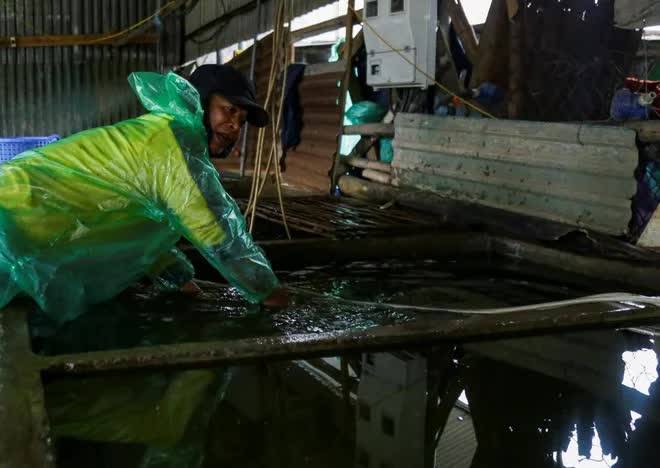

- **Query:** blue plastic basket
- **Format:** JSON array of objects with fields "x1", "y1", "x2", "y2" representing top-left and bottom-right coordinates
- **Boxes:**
[{"x1": 0, "y1": 135, "x2": 60, "y2": 163}]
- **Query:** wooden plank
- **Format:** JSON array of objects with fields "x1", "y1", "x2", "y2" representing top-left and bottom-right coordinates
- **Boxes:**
[
  {"x1": 469, "y1": 0, "x2": 510, "y2": 90},
  {"x1": 394, "y1": 128, "x2": 638, "y2": 177},
  {"x1": 291, "y1": 9, "x2": 363, "y2": 42},
  {"x1": 392, "y1": 150, "x2": 635, "y2": 206},
  {"x1": 393, "y1": 168, "x2": 630, "y2": 235},
  {"x1": 345, "y1": 158, "x2": 391, "y2": 173},
  {"x1": 393, "y1": 114, "x2": 639, "y2": 236},
  {"x1": 396, "y1": 114, "x2": 637, "y2": 148},
  {"x1": 0, "y1": 307, "x2": 55, "y2": 468},
  {"x1": 44, "y1": 296, "x2": 660, "y2": 375},
  {"x1": 625, "y1": 121, "x2": 660, "y2": 143},
  {"x1": 445, "y1": 0, "x2": 479, "y2": 63},
  {"x1": 343, "y1": 123, "x2": 394, "y2": 136},
  {"x1": 304, "y1": 61, "x2": 346, "y2": 76}
]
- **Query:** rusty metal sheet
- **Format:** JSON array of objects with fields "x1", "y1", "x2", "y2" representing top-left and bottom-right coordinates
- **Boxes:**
[{"x1": 392, "y1": 114, "x2": 639, "y2": 236}]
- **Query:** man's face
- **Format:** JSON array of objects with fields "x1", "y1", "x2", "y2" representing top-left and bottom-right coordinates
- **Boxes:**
[{"x1": 206, "y1": 94, "x2": 248, "y2": 157}]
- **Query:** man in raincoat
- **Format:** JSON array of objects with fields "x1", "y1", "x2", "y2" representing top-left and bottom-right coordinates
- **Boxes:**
[{"x1": 0, "y1": 64, "x2": 285, "y2": 323}]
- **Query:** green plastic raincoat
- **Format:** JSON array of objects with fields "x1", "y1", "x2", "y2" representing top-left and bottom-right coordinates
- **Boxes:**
[{"x1": 0, "y1": 72, "x2": 279, "y2": 323}]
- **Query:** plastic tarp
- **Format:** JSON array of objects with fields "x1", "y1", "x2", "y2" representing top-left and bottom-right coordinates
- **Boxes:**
[{"x1": 0, "y1": 72, "x2": 279, "y2": 323}]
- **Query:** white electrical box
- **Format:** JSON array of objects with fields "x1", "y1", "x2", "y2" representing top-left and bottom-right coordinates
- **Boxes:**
[{"x1": 363, "y1": 0, "x2": 437, "y2": 89}]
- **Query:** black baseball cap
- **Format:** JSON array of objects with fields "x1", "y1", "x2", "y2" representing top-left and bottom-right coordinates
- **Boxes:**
[{"x1": 189, "y1": 64, "x2": 269, "y2": 127}]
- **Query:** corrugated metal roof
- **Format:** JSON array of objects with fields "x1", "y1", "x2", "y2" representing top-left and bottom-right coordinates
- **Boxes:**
[
  {"x1": 615, "y1": 0, "x2": 660, "y2": 29},
  {"x1": 184, "y1": 0, "x2": 338, "y2": 61},
  {"x1": 435, "y1": 406, "x2": 477, "y2": 468},
  {"x1": 0, "y1": 0, "x2": 181, "y2": 137},
  {"x1": 392, "y1": 114, "x2": 639, "y2": 236}
]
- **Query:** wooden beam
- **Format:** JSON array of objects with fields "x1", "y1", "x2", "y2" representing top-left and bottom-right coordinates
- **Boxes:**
[
  {"x1": 624, "y1": 120, "x2": 660, "y2": 143},
  {"x1": 0, "y1": 307, "x2": 55, "y2": 468},
  {"x1": 42, "y1": 292, "x2": 660, "y2": 375},
  {"x1": 345, "y1": 158, "x2": 392, "y2": 173},
  {"x1": 445, "y1": 0, "x2": 479, "y2": 63},
  {"x1": 291, "y1": 9, "x2": 364, "y2": 42},
  {"x1": 469, "y1": 0, "x2": 510, "y2": 90},
  {"x1": 0, "y1": 33, "x2": 159, "y2": 48},
  {"x1": 343, "y1": 123, "x2": 394, "y2": 136},
  {"x1": 330, "y1": 0, "x2": 356, "y2": 192},
  {"x1": 575, "y1": 120, "x2": 660, "y2": 145}
]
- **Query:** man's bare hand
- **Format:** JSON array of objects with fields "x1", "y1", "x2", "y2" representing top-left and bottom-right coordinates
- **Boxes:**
[
  {"x1": 262, "y1": 287, "x2": 289, "y2": 307},
  {"x1": 180, "y1": 280, "x2": 202, "y2": 296}
]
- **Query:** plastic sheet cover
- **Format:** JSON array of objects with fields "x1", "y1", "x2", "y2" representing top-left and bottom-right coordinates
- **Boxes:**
[{"x1": 0, "y1": 72, "x2": 279, "y2": 323}]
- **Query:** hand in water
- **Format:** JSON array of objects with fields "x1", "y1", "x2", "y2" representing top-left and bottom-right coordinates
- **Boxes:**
[
  {"x1": 180, "y1": 280, "x2": 202, "y2": 296},
  {"x1": 262, "y1": 287, "x2": 289, "y2": 307}
]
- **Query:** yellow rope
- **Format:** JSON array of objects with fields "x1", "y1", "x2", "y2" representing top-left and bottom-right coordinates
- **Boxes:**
[
  {"x1": 83, "y1": 0, "x2": 179, "y2": 45},
  {"x1": 246, "y1": 1, "x2": 283, "y2": 227},
  {"x1": 246, "y1": 0, "x2": 292, "y2": 239},
  {"x1": 349, "y1": 5, "x2": 498, "y2": 119}
]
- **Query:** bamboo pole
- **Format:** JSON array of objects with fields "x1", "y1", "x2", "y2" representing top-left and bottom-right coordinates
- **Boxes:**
[
  {"x1": 330, "y1": 0, "x2": 356, "y2": 192},
  {"x1": 362, "y1": 169, "x2": 392, "y2": 185},
  {"x1": 345, "y1": 158, "x2": 391, "y2": 173}
]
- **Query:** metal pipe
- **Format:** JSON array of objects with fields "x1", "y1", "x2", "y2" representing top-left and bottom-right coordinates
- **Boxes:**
[{"x1": 240, "y1": 0, "x2": 262, "y2": 177}]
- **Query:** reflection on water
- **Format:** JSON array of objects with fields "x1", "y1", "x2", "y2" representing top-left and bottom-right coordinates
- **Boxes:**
[
  {"x1": 556, "y1": 426, "x2": 618, "y2": 467},
  {"x1": 49, "y1": 328, "x2": 660, "y2": 468},
  {"x1": 621, "y1": 349, "x2": 658, "y2": 396},
  {"x1": 36, "y1": 258, "x2": 660, "y2": 467}
]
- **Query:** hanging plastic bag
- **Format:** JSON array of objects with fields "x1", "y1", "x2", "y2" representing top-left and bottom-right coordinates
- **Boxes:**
[
  {"x1": 329, "y1": 38, "x2": 345, "y2": 63},
  {"x1": 0, "y1": 71, "x2": 279, "y2": 323},
  {"x1": 345, "y1": 101, "x2": 388, "y2": 125}
]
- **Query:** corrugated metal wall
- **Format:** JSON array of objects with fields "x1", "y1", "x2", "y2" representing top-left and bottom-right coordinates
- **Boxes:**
[
  {"x1": 0, "y1": 0, "x2": 182, "y2": 137},
  {"x1": 434, "y1": 406, "x2": 476, "y2": 468},
  {"x1": 392, "y1": 114, "x2": 639, "y2": 236}
]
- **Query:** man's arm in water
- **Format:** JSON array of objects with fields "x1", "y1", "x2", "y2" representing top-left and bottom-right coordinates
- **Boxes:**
[{"x1": 156, "y1": 148, "x2": 285, "y2": 305}]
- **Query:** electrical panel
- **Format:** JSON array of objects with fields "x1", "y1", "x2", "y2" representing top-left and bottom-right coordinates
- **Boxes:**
[{"x1": 363, "y1": 0, "x2": 437, "y2": 89}]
